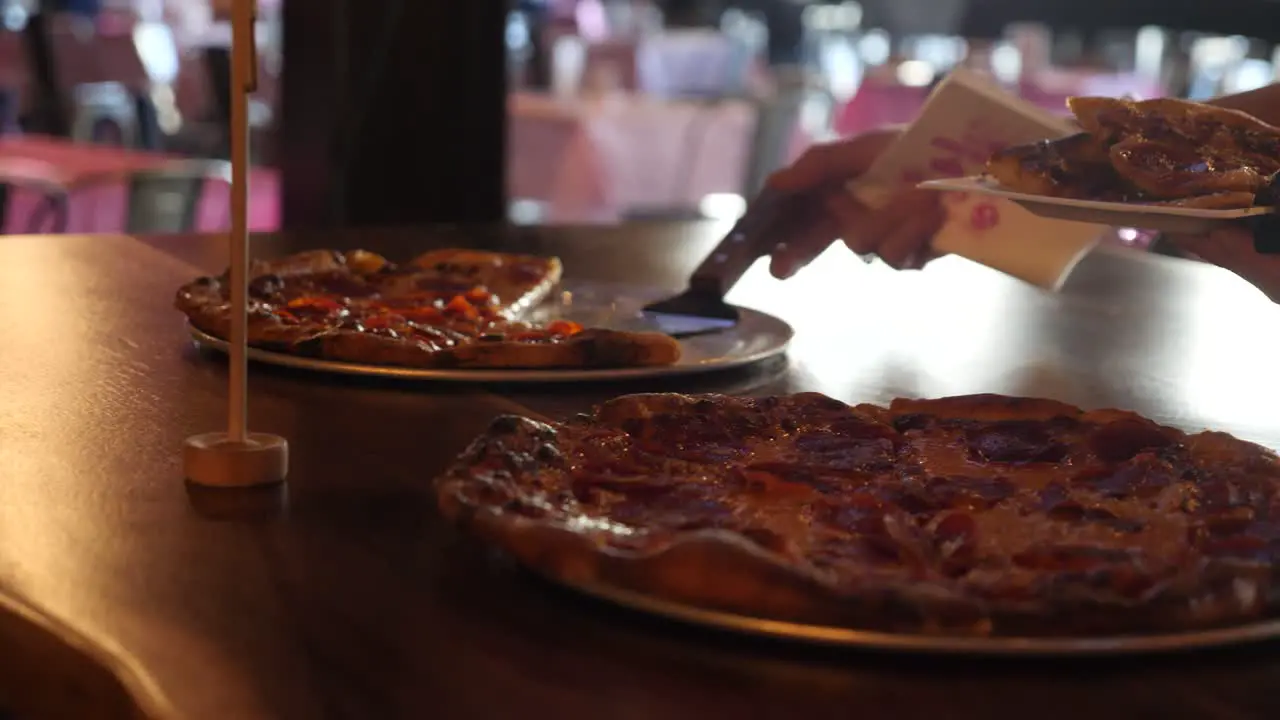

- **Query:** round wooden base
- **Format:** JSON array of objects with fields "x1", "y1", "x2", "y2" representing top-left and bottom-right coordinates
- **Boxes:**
[{"x1": 183, "y1": 432, "x2": 289, "y2": 488}]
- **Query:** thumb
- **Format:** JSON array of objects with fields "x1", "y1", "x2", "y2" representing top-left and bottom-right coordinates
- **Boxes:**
[
  {"x1": 1169, "y1": 228, "x2": 1257, "y2": 270},
  {"x1": 1169, "y1": 227, "x2": 1280, "y2": 303}
]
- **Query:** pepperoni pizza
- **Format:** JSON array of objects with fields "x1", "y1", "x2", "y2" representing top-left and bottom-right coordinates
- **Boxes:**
[
  {"x1": 176, "y1": 248, "x2": 682, "y2": 369},
  {"x1": 437, "y1": 392, "x2": 1280, "y2": 636}
]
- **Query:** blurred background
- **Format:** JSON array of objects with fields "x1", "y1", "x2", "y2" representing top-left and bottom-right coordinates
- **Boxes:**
[{"x1": 1, "y1": 0, "x2": 1279, "y2": 235}]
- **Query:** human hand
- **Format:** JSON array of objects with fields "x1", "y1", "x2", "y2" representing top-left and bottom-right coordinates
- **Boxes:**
[
  {"x1": 1167, "y1": 216, "x2": 1280, "y2": 303},
  {"x1": 764, "y1": 128, "x2": 947, "y2": 279}
]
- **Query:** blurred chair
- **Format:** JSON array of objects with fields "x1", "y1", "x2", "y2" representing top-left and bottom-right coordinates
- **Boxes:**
[
  {"x1": 117, "y1": 159, "x2": 231, "y2": 233},
  {"x1": 69, "y1": 81, "x2": 138, "y2": 146},
  {"x1": 0, "y1": 159, "x2": 71, "y2": 233},
  {"x1": 0, "y1": 86, "x2": 20, "y2": 135},
  {"x1": 637, "y1": 29, "x2": 751, "y2": 98},
  {"x1": 45, "y1": 14, "x2": 159, "y2": 148},
  {"x1": 1147, "y1": 234, "x2": 1191, "y2": 259},
  {"x1": 1, "y1": 183, "x2": 68, "y2": 234},
  {"x1": 26, "y1": 159, "x2": 231, "y2": 234}
]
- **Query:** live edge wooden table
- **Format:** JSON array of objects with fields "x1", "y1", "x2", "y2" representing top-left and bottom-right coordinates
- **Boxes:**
[{"x1": 3, "y1": 223, "x2": 1280, "y2": 720}]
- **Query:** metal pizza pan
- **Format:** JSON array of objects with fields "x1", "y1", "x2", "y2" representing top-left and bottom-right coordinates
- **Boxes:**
[
  {"x1": 550, "y1": 575, "x2": 1280, "y2": 656},
  {"x1": 186, "y1": 306, "x2": 792, "y2": 383}
]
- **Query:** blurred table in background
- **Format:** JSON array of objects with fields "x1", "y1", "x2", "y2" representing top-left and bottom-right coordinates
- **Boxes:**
[
  {"x1": 543, "y1": 29, "x2": 761, "y2": 99},
  {"x1": 509, "y1": 91, "x2": 766, "y2": 222},
  {"x1": 0, "y1": 136, "x2": 278, "y2": 234}
]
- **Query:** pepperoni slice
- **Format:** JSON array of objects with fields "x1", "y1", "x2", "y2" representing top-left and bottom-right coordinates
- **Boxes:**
[
  {"x1": 892, "y1": 413, "x2": 933, "y2": 432},
  {"x1": 1073, "y1": 453, "x2": 1178, "y2": 498},
  {"x1": 610, "y1": 488, "x2": 734, "y2": 530},
  {"x1": 545, "y1": 320, "x2": 583, "y2": 336},
  {"x1": 1013, "y1": 546, "x2": 1133, "y2": 572},
  {"x1": 932, "y1": 512, "x2": 978, "y2": 576},
  {"x1": 508, "y1": 331, "x2": 556, "y2": 343},
  {"x1": 508, "y1": 261, "x2": 550, "y2": 283},
  {"x1": 1199, "y1": 534, "x2": 1269, "y2": 560},
  {"x1": 444, "y1": 295, "x2": 480, "y2": 319},
  {"x1": 1062, "y1": 565, "x2": 1156, "y2": 599},
  {"x1": 922, "y1": 475, "x2": 1016, "y2": 511},
  {"x1": 285, "y1": 295, "x2": 345, "y2": 316},
  {"x1": 399, "y1": 306, "x2": 445, "y2": 324},
  {"x1": 1034, "y1": 481, "x2": 1071, "y2": 511},
  {"x1": 933, "y1": 512, "x2": 977, "y2": 541},
  {"x1": 1088, "y1": 419, "x2": 1177, "y2": 462},
  {"x1": 626, "y1": 407, "x2": 773, "y2": 450},
  {"x1": 572, "y1": 474, "x2": 677, "y2": 503},
  {"x1": 738, "y1": 469, "x2": 817, "y2": 500},
  {"x1": 816, "y1": 492, "x2": 888, "y2": 536},
  {"x1": 307, "y1": 270, "x2": 376, "y2": 298},
  {"x1": 463, "y1": 287, "x2": 494, "y2": 304},
  {"x1": 966, "y1": 421, "x2": 1068, "y2": 463},
  {"x1": 1202, "y1": 507, "x2": 1257, "y2": 537},
  {"x1": 791, "y1": 431, "x2": 896, "y2": 472}
]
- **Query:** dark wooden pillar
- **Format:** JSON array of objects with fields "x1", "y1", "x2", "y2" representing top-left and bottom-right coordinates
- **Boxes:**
[{"x1": 280, "y1": 0, "x2": 507, "y2": 229}]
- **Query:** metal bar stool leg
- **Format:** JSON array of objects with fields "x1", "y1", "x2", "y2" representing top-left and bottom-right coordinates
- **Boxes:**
[
  {"x1": 27, "y1": 191, "x2": 70, "y2": 234},
  {"x1": 1148, "y1": 234, "x2": 1189, "y2": 258}
]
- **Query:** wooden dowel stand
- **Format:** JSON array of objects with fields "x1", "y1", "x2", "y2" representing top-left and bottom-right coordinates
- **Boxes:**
[{"x1": 183, "y1": 0, "x2": 288, "y2": 488}]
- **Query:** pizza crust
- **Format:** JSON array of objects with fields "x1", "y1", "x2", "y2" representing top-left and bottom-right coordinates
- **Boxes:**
[
  {"x1": 312, "y1": 328, "x2": 681, "y2": 369},
  {"x1": 434, "y1": 330, "x2": 681, "y2": 369}
]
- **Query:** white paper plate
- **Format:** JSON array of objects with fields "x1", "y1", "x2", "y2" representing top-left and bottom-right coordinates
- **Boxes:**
[
  {"x1": 186, "y1": 281, "x2": 793, "y2": 383},
  {"x1": 920, "y1": 176, "x2": 1273, "y2": 234}
]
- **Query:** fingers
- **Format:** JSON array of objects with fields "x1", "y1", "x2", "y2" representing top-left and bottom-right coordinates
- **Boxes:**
[
  {"x1": 877, "y1": 197, "x2": 948, "y2": 269},
  {"x1": 1168, "y1": 227, "x2": 1280, "y2": 302},
  {"x1": 825, "y1": 189, "x2": 943, "y2": 268},
  {"x1": 1249, "y1": 214, "x2": 1280, "y2": 254},
  {"x1": 1168, "y1": 228, "x2": 1256, "y2": 269},
  {"x1": 767, "y1": 128, "x2": 898, "y2": 193},
  {"x1": 769, "y1": 214, "x2": 840, "y2": 279},
  {"x1": 770, "y1": 187, "x2": 945, "y2": 279},
  {"x1": 766, "y1": 183, "x2": 945, "y2": 279},
  {"x1": 821, "y1": 189, "x2": 874, "y2": 252}
]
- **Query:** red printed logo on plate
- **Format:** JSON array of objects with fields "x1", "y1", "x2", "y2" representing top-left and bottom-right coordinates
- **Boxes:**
[
  {"x1": 970, "y1": 203, "x2": 999, "y2": 231},
  {"x1": 892, "y1": 121, "x2": 1015, "y2": 187},
  {"x1": 928, "y1": 156, "x2": 966, "y2": 177}
]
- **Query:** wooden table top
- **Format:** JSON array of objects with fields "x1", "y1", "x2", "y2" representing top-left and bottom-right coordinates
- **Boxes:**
[{"x1": 3, "y1": 224, "x2": 1280, "y2": 719}]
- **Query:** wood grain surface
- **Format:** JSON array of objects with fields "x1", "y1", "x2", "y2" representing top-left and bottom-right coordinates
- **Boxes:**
[{"x1": 2, "y1": 223, "x2": 1280, "y2": 719}]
